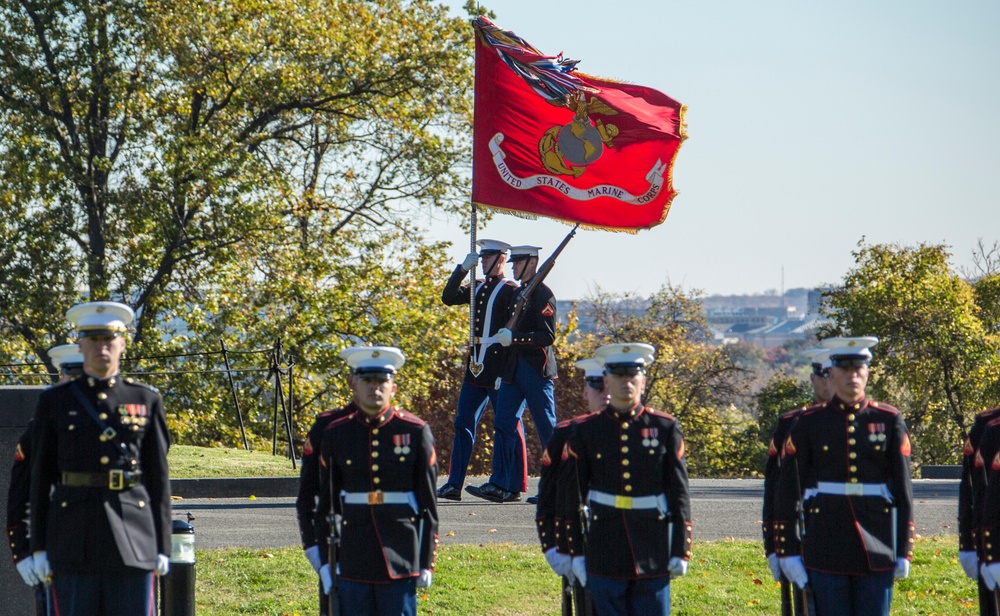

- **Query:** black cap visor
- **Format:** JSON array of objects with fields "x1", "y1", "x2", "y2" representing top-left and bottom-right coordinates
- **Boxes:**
[
  {"x1": 830, "y1": 356, "x2": 870, "y2": 369},
  {"x1": 605, "y1": 363, "x2": 643, "y2": 377},
  {"x1": 353, "y1": 368, "x2": 395, "y2": 381}
]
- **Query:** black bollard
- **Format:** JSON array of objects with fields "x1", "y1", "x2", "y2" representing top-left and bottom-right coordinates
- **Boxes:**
[{"x1": 160, "y1": 519, "x2": 196, "y2": 616}]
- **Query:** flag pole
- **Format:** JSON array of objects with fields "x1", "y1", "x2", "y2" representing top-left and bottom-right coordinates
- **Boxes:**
[
  {"x1": 469, "y1": 203, "x2": 478, "y2": 363},
  {"x1": 469, "y1": 10, "x2": 482, "y2": 371}
]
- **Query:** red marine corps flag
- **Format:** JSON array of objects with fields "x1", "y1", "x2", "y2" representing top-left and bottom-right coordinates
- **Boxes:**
[{"x1": 471, "y1": 16, "x2": 687, "y2": 232}]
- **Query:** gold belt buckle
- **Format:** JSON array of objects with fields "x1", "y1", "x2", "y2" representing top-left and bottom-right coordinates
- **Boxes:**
[
  {"x1": 109, "y1": 469, "x2": 124, "y2": 490},
  {"x1": 368, "y1": 491, "x2": 384, "y2": 505},
  {"x1": 614, "y1": 495, "x2": 633, "y2": 510},
  {"x1": 844, "y1": 483, "x2": 864, "y2": 496}
]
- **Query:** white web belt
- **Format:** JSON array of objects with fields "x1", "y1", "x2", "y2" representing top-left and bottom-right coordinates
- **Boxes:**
[
  {"x1": 342, "y1": 490, "x2": 418, "y2": 512},
  {"x1": 588, "y1": 489, "x2": 668, "y2": 513},
  {"x1": 803, "y1": 481, "x2": 892, "y2": 501}
]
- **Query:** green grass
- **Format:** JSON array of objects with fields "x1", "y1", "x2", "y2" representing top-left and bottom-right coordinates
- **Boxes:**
[
  {"x1": 193, "y1": 536, "x2": 979, "y2": 615},
  {"x1": 168, "y1": 445, "x2": 298, "y2": 479}
]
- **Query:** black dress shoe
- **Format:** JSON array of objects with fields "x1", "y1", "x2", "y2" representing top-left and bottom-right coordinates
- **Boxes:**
[
  {"x1": 465, "y1": 482, "x2": 520, "y2": 503},
  {"x1": 525, "y1": 494, "x2": 539, "y2": 505},
  {"x1": 436, "y1": 483, "x2": 462, "y2": 501}
]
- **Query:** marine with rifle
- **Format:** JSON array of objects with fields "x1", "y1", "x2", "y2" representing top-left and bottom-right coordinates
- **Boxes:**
[
  {"x1": 536, "y1": 357, "x2": 609, "y2": 616},
  {"x1": 958, "y1": 403, "x2": 1000, "y2": 615},
  {"x1": 313, "y1": 346, "x2": 438, "y2": 616},
  {"x1": 468, "y1": 243, "x2": 560, "y2": 504},
  {"x1": 561, "y1": 343, "x2": 692, "y2": 615},
  {"x1": 762, "y1": 348, "x2": 832, "y2": 615},
  {"x1": 776, "y1": 336, "x2": 913, "y2": 616}
]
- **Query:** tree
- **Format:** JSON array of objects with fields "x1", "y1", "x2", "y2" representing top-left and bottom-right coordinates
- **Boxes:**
[
  {"x1": 0, "y1": 0, "x2": 486, "y2": 448},
  {"x1": 820, "y1": 241, "x2": 1000, "y2": 466},
  {"x1": 564, "y1": 284, "x2": 764, "y2": 477},
  {"x1": 753, "y1": 374, "x2": 814, "y2": 450},
  {"x1": 0, "y1": 0, "x2": 474, "y2": 361}
]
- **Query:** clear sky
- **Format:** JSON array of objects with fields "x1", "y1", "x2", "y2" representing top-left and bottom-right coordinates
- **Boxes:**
[{"x1": 421, "y1": 0, "x2": 1000, "y2": 300}]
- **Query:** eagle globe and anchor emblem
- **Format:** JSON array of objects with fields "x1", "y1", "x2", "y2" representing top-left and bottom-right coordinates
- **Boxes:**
[{"x1": 538, "y1": 91, "x2": 619, "y2": 178}]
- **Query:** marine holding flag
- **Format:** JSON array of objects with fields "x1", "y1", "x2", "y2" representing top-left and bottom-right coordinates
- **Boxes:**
[
  {"x1": 471, "y1": 16, "x2": 686, "y2": 232},
  {"x1": 436, "y1": 240, "x2": 526, "y2": 501}
]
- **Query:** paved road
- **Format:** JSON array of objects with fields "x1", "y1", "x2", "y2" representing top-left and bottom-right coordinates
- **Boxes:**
[{"x1": 174, "y1": 478, "x2": 959, "y2": 551}]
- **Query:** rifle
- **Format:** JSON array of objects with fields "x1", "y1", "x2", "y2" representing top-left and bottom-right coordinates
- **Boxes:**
[
  {"x1": 503, "y1": 224, "x2": 578, "y2": 332},
  {"x1": 34, "y1": 583, "x2": 47, "y2": 616},
  {"x1": 792, "y1": 454, "x2": 817, "y2": 616},
  {"x1": 780, "y1": 576, "x2": 793, "y2": 616},
  {"x1": 326, "y1": 511, "x2": 341, "y2": 616},
  {"x1": 571, "y1": 437, "x2": 594, "y2": 616},
  {"x1": 326, "y1": 466, "x2": 342, "y2": 616},
  {"x1": 574, "y1": 503, "x2": 593, "y2": 616},
  {"x1": 562, "y1": 576, "x2": 574, "y2": 616}
]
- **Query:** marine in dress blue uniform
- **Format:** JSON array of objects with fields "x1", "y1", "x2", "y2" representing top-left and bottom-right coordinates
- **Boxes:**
[
  {"x1": 469, "y1": 245, "x2": 559, "y2": 504},
  {"x1": 536, "y1": 358, "x2": 608, "y2": 615},
  {"x1": 297, "y1": 400, "x2": 358, "y2": 615},
  {"x1": 437, "y1": 240, "x2": 524, "y2": 501},
  {"x1": 563, "y1": 344, "x2": 692, "y2": 616},
  {"x1": 958, "y1": 406, "x2": 1000, "y2": 614},
  {"x1": 314, "y1": 347, "x2": 438, "y2": 616},
  {"x1": 30, "y1": 302, "x2": 172, "y2": 616},
  {"x1": 972, "y1": 414, "x2": 1000, "y2": 601},
  {"x1": 761, "y1": 349, "x2": 832, "y2": 586},
  {"x1": 776, "y1": 337, "x2": 914, "y2": 616},
  {"x1": 6, "y1": 345, "x2": 85, "y2": 614}
]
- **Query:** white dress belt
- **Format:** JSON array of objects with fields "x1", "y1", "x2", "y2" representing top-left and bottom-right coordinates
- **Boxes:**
[
  {"x1": 803, "y1": 481, "x2": 892, "y2": 501},
  {"x1": 588, "y1": 489, "x2": 668, "y2": 512},
  {"x1": 341, "y1": 490, "x2": 418, "y2": 512}
]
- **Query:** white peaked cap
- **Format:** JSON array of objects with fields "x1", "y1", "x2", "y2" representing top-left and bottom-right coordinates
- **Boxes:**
[
  {"x1": 66, "y1": 301, "x2": 134, "y2": 337},
  {"x1": 575, "y1": 358, "x2": 605, "y2": 378},
  {"x1": 814, "y1": 349, "x2": 833, "y2": 370},
  {"x1": 48, "y1": 344, "x2": 84, "y2": 369},
  {"x1": 820, "y1": 336, "x2": 880, "y2": 360},
  {"x1": 476, "y1": 239, "x2": 511, "y2": 254},
  {"x1": 595, "y1": 343, "x2": 656, "y2": 366},
  {"x1": 340, "y1": 346, "x2": 405, "y2": 374},
  {"x1": 509, "y1": 245, "x2": 541, "y2": 258}
]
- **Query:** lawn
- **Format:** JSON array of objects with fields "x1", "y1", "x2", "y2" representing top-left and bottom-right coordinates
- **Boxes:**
[
  {"x1": 192, "y1": 536, "x2": 977, "y2": 615},
  {"x1": 168, "y1": 444, "x2": 298, "y2": 479}
]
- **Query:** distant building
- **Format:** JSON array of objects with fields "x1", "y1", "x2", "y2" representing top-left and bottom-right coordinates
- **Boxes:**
[{"x1": 557, "y1": 288, "x2": 833, "y2": 349}]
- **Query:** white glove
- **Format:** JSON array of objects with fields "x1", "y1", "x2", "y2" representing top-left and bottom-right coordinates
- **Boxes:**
[
  {"x1": 494, "y1": 328, "x2": 512, "y2": 347},
  {"x1": 16, "y1": 556, "x2": 40, "y2": 586},
  {"x1": 320, "y1": 564, "x2": 333, "y2": 594},
  {"x1": 893, "y1": 557, "x2": 909, "y2": 579},
  {"x1": 959, "y1": 550, "x2": 979, "y2": 580},
  {"x1": 779, "y1": 556, "x2": 809, "y2": 589},
  {"x1": 766, "y1": 552, "x2": 782, "y2": 582},
  {"x1": 667, "y1": 556, "x2": 688, "y2": 578},
  {"x1": 984, "y1": 562, "x2": 1000, "y2": 590},
  {"x1": 155, "y1": 554, "x2": 170, "y2": 576},
  {"x1": 32, "y1": 551, "x2": 51, "y2": 584},
  {"x1": 417, "y1": 569, "x2": 433, "y2": 588},
  {"x1": 571, "y1": 556, "x2": 587, "y2": 587},
  {"x1": 461, "y1": 252, "x2": 479, "y2": 271},
  {"x1": 305, "y1": 546, "x2": 322, "y2": 573},
  {"x1": 544, "y1": 547, "x2": 571, "y2": 577}
]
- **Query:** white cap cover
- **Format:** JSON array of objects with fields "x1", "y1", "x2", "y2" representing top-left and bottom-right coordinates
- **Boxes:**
[
  {"x1": 575, "y1": 358, "x2": 605, "y2": 378},
  {"x1": 340, "y1": 346, "x2": 405, "y2": 374},
  {"x1": 595, "y1": 343, "x2": 656, "y2": 367},
  {"x1": 49, "y1": 344, "x2": 84, "y2": 369},
  {"x1": 476, "y1": 239, "x2": 511, "y2": 254},
  {"x1": 66, "y1": 301, "x2": 134, "y2": 337}
]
